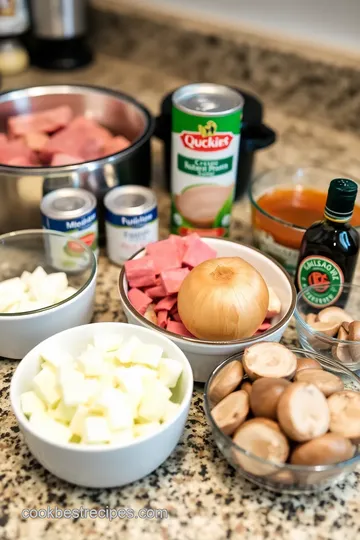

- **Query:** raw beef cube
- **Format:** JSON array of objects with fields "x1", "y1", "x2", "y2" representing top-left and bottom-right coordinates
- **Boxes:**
[
  {"x1": 167, "y1": 321, "x2": 194, "y2": 338},
  {"x1": 257, "y1": 320, "x2": 272, "y2": 332},
  {"x1": 8, "y1": 106, "x2": 73, "y2": 137},
  {"x1": 24, "y1": 132, "x2": 49, "y2": 152},
  {"x1": 183, "y1": 233, "x2": 200, "y2": 247},
  {"x1": 42, "y1": 116, "x2": 112, "y2": 161},
  {"x1": 0, "y1": 139, "x2": 37, "y2": 165},
  {"x1": 154, "y1": 295, "x2": 177, "y2": 312},
  {"x1": 128, "y1": 288, "x2": 152, "y2": 315},
  {"x1": 182, "y1": 238, "x2": 217, "y2": 268},
  {"x1": 51, "y1": 153, "x2": 83, "y2": 166},
  {"x1": 7, "y1": 157, "x2": 33, "y2": 166},
  {"x1": 146, "y1": 239, "x2": 174, "y2": 256},
  {"x1": 160, "y1": 267, "x2": 190, "y2": 295},
  {"x1": 145, "y1": 284, "x2": 167, "y2": 299},
  {"x1": 125, "y1": 256, "x2": 157, "y2": 288},
  {"x1": 101, "y1": 136, "x2": 131, "y2": 156},
  {"x1": 0, "y1": 134, "x2": 7, "y2": 145},
  {"x1": 157, "y1": 310, "x2": 168, "y2": 329},
  {"x1": 168, "y1": 234, "x2": 186, "y2": 260},
  {"x1": 172, "y1": 311, "x2": 182, "y2": 322},
  {"x1": 152, "y1": 249, "x2": 182, "y2": 274}
]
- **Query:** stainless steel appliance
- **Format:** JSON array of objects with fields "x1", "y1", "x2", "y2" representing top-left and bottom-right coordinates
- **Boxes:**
[
  {"x1": 0, "y1": 85, "x2": 154, "y2": 239},
  {"x1": 30, "y1": 0, "x2": 92, "y2": 69}
]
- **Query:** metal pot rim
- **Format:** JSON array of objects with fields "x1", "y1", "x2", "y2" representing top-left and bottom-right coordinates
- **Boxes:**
[{"x1": 0, "y1": 83, "x2": 155, "y2": 174}]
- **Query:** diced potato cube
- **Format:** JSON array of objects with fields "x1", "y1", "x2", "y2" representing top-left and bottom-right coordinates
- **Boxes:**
[
  {"x1": 113, "y1": 336, "x2": 142, "y2": 364},
  {"x1": 93, "y1": 333, "x2": 123, "y2": 352},
  {"x1": 114, "y1": 367, "x2": 144, "y2": 411},
  {"x1": 33, "y1": 367, "x2": 61, "y2": 407},
  {"x1": 132, "y1": 344, "x2": 163, "y2": 369},
  {"x1": 138, "y1": 379, "x2": 172, "y2": 422},
  {"x1": 50, "y1": 401, "x2": 76, "y2": 424},
  {"x1": 134, "y1": 422, "x2": 161, "y2": 439},
  {"x1": 20, "y1": 390, "x2": 46, "y2": 417},
  {"x1": 83, "y1": 416, "x2": 111, "y2": 444},
  {"x1": 59, "y1": 370, "x2": 88, "y2": 407},
  {"x1": 77, "y1": 346, "x2": 106, "y2": 377},
  {"x1": 157, "y1": 357, "x2": 183, "y2": 388},
  {"x1": 40, "y1": 349, "x2": 73, "y2": 370},
  {"x1": 30, "y1": 411, "x2": 71, "y2": 444},
  {"x1": 93, "y1": 388, "x2": 134, "y2": 430},
  {"x1": 69, "y1": 405, "x2": 89, "y2": 437}
]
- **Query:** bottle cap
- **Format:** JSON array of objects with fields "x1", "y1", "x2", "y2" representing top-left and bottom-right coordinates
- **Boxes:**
[{"x1": 324, "y1": 178, "x2": 358, "y2": 222}]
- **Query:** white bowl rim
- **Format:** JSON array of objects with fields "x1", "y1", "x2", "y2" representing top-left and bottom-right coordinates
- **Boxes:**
[
  {"x1": 0, "y1": 229, "x2": 97, "y2": 319},
  {"x1": 204, "y1": 346, "x2": 360, "y2": 473},
  {"x1": 10, "y1": 322, "x2": 193, "y2": 453},
  {"x1": 119, "y1": 238, "x2": 296, "y2": 347}
]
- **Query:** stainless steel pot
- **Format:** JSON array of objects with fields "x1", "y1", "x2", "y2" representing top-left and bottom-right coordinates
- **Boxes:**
[{"x1": 0, "y1": 85, "x2": 154, "y2": 239}]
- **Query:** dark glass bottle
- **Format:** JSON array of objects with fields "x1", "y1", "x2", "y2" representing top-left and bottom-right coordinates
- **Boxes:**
[{"x1": 295, "y1": 178, "x2": 359, "y2": 308}]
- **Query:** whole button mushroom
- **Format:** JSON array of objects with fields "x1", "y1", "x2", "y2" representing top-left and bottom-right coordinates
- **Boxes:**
[
  {"x1": 295, "y1": 369, "x2": 344, "y2": 397},
  {"x1": 211, "y1": 390, "x2": 249, "y2": 435},
  {"x1": 249, "y1": 378, "x2": 291, "y2": 419},
  {"x1": 317, "y1": 306, "x2": 353, "y2": 326},
  {"x1": 290, "y1": 433, "x2": 355, "y2": 466},
  {"x1": 277, "y1": 382, "x2": 330, "y2": 442},
  {"x1": 208, "y1": 360, "x2": 243, "y2": 405},
  {"x1": 327, "y1": 390, "x2": 360, "y2": 443},
  {"x1": 348, "y1": 321, "x2": 360, "y2": 363},
  {"x1": 243, "y1": 343, "x2": 297, "y2": 381},
  {"x1": 296, "y1": 357, "x2": 323, "y2": 373}
]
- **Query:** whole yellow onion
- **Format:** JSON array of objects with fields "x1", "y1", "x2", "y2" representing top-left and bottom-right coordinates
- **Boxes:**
[{"x1": 177, "y1": 257, "x2": 269, "y2": 341}]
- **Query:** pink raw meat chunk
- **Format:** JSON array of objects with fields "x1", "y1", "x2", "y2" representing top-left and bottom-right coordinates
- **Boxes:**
[
  {"x1": 145, "y1": 284, "x2": 167, "y2": 299},
  {"x1": 146, "y1": 239, "x2": 182, "y2": 274},
  {"x1": 128, "y1": 288, "x2": 152, "y2": 315},
  {"x1": 42, "y1": 116, "x2": 113, "y2": 162},
  {"x1": 51, "y1": 153, "x2": 83, "y2": 166},
  {"x1": 125, "y1": 256, "x2": 157, "y2": 288},
  {"x1": 24, "y1": 132, "x2": 49, "y2": 152},
  {"x1": 172, "y1": 312, "x2": 182, "y2": 322},
  {"x1": 160, "y1": 267, "x2": 190, "y2": 295},
  {"x1": 7, "y1": 156, "x2": 34, "y2": 166},
  {"x1": 157, "y1": 310, "x2": 168, "y2": 329},
  {"x1": 154, "y1": 295, "x2": 177, "y2": 312},
  {"x1": 0, "y1": 138, "x2": 38, "y2": 165},
  {"x1": 8, "y1": 106, "x2": 73, "y2": 137},
  {"x1": 168, "y1": 234, "x2": 186, "y2": 260},
  {"x1": 183, "y1": 233, "x2": 200, "y2": 247},
  {"x1": 167, "y1": 320, "x2": 194, "y2": 338},
  {"x1": 182, "y1": 238, "x2": 217, "y2": 268},
  {"x1": 0, "y1": 134, "x2": 7, "y2": 145},
  {"x1": 101, "y1": 136, "x2": 131, "y2": 157}
]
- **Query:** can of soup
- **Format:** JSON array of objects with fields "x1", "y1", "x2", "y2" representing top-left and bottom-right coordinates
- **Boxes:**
[
  {"x1": 171, "y1": 83, "x2": 243, "y2": 237},
  {"x1": 104, "y1": 185, "x2": 158, "y2": 265},
  {"x1": 41, "y1": 188, "x2": 98, "y2": 266}
]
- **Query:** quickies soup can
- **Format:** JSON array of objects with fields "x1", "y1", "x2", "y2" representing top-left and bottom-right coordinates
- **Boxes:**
[
  {"x1": 41, "y1": 188, "x2": 98, "y2": 269},
  {"x1": 171, "y1": 83, "x2": 243, "y2": 237}
]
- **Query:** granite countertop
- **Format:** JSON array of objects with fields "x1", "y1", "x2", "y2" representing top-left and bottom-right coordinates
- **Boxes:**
[{"x1": 1, "y1": 24, "x2": 360, "y2": 540}]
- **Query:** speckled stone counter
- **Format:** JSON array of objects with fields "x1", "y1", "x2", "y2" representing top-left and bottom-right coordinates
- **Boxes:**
[{"x1": 1, "y1": 28, "x2": 360, "y2": 540}]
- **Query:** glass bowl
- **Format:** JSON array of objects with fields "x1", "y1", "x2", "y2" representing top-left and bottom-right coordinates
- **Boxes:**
[
  {"x1": 204, "y1": 348, "x2": 360, "y2": 494},
  {"x1": 295, "y1": 283, "x2": 360, "y2": 372},
  {"x1": 0, "y1": 229, "x2": 97, "y2": 359},
  {"x1": 249, "y1": 166, "x2": 360, "y2": 275}
]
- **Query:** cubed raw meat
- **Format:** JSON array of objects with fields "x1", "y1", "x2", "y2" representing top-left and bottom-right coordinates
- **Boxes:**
[
  {"x1": 183, "y1": 233, "x2": 200, "y2": 247},
  {"x1": 160, "y1": 267, "x2": 190, "y2": 295},
  {"x1": 0, "y1": 138, "x2": 38, "y2": 166},
  {"x1": 0, "y1": 134, "x2": 7, "y2": 145},
  {"x1": 42, "y1": 116, "x2": 113, "y2": 162},
  {"x1": 24, "y1": 132, "x2": 49, "y2": 152},
  {"x1": 167, "y1": 321, "x2": 194, "y2": 338},
  {"x1": 145, "y1": 284, "x2": 167, "y2": 299},
  {"x1": 101, "y1": 136, "x2": 131, "y2": 156},
  {"x1": 154, "y1": 295, "x2": 177, "y2": 312},
  {"x1": 182, "y1": 238, "x2": 217, "y2": 268},
  {"x1": 7, "y1": 156, "x2": 34, "y2": 166},
  {"x1": 157, "y1": 310, "x2": 168, "y2": 329},
  {"x1": 51, "y1": 153, "x2": 83, "y2": 166},
  {"x1": 125, "y1": 256, "x2": 157, "y2": 288},
  {"x1": 8, "y1": 106, "x2": 73, "y2": 137},
  {"x1": 128, "y1": 288, "x2": 152, "y2": 315},
  {"x1": 169, "y1": 234, "x2": 186, "y2": 260}
]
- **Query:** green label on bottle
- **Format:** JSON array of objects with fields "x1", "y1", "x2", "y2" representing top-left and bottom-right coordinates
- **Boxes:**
[{"x1": 297, "y1": 255, "x2": 344, "y2": 307}]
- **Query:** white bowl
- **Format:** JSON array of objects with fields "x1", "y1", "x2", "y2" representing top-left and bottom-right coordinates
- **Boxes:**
[
  {"x1": 0, "y1": 230, "x2": 97, "y2": 359},
  {"x1": 10, "y1": 322, "x2": 193, "y2": 488},
  {"x1": 119, "y1": 238, "x2": 296, "y2": 382}
]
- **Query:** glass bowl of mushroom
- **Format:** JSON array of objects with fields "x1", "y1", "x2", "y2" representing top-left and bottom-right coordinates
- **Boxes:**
[
  {"x1": 294, "y1": 283, "x2": 360, "y2": 372},
  {"x1": 204, "y1": 343, "x2": 360, "y2": 493}
]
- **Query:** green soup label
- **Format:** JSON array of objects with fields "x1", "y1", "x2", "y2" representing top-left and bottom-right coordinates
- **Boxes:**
[{"x1": 297, "y1": 255, "x2": 344, "y2": 307}]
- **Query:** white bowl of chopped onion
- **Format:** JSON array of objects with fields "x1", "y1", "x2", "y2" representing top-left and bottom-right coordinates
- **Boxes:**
[
  {"x1": 0, "y1": 229, "x2": 97, "y2": 358},
  {"x1": 10, "y1": 322, "x2": 193, "y2": 488}
]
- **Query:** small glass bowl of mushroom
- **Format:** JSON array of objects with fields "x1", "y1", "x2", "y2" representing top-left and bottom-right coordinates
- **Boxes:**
[
  {"x1": 204, "y1": 343, "x2": 360, "y2": 493},
  {"x1": 294, "y1": 283, "x2": 360, "y2": 371}
]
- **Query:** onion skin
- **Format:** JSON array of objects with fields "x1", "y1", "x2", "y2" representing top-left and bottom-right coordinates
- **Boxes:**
[{"x1": 177, "y1": 257, "x2": 269, "y2": 340}]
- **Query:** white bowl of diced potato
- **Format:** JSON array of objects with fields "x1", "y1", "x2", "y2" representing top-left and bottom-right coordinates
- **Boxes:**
[
  {"x1": 10, "y1": 322, "x2": 193, "y2": 488},
  {"x1": 0, "y1": 230, "x2": 97, "y2": 359}
]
